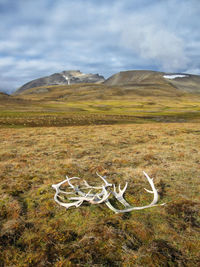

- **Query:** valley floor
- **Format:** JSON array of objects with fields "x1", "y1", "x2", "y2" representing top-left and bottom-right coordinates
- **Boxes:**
[
  {"x1": 0, "y1": 123, "x2": 200, "y2": 266},
  {"x1": 2, "y1": 82, "x2": 200, "y2": 127}
]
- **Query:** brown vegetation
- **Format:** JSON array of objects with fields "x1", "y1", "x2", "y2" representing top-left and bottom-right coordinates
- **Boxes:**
[{"x1": 0, "y1": 123, "x2": 200, "y2": 266}]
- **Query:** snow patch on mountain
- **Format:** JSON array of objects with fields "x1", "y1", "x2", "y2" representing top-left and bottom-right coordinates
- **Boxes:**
[
  {"x1": 62, "y1": 75, "x2": 70, "y2": 85},
  {"x1": 163, "y1": 74, "x2": 188, "y2": 79}
]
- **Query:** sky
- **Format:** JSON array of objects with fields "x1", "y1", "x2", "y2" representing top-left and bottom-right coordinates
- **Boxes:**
[{"x1": 0, "y1": 0, "x2": 200, "y2": 93}]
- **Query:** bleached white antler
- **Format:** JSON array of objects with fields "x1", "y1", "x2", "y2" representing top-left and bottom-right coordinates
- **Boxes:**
[
  {"x1": 68, "y1": 186, "x2": 110, "y2": 204},
  {"x1": 96, "y1": 172, "x2": 112, "y2": 187},
  {"x1": 52, "y1": 178, "x2": 75, "y2": 195},
  {"x1": 68, "y1": 175, "x2": 111, "y2": 203},
  {"x1": 112, "y1": 182, "x2": 131, "y2": 208},
  {"x1": 52, "y1": 174, "x2": 111, "y2": 209},
  {"x1": 52, "y1": 179, "x2": 84, "y2": 209},
  {"x1": 52, "y1": 172, "x2": 165, "y2": 212},
  {"x1": 82, "y1": 180, "x2": 102, "y2": 190},
  {"x1": 104, "y1": 171, "x2": 165, "y2": 213},
  {"x1": 143, "y1": 171, "x2": 159, "y2": 205},
  {"x1": 90, "y1": 186, "x2": 111, "y2": 204}
]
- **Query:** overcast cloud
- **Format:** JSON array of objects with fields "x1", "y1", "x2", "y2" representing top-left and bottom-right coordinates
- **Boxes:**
[{"x1": 0, "y1": 0, "x2": 200, "y2": 93}]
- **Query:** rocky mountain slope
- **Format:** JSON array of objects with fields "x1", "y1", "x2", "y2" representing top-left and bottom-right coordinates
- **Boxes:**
[
  {"x1": 13, "y1": 70, "x2": 200, "y2": 99},
  {"x1": 15, "y1": 70, "x2": 105, "y2": 94},
  {"x1": 104, "y1": 70, "x2": 200, "y2": 94}
]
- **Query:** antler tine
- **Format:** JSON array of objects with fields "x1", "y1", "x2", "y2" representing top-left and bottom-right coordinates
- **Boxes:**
[
  {"x1": 119, "y1": 182, "x2": 128, "y2": 194},
  {"x1": 144, "y1": 188, "x2": 154, "y2": 193},
  {"x1": 82, "y1": 179, "x2": 102, "y2": 190},
  {"x1": 66, "y1": 176, "x2": 80, "y2": 190},
  {"x1": 99, "y1": 187, "x2": 110, "y2": 203},
  {"x1": 91, "y1": 186, "x2": 110, "y2": 204},
  {"x1": 112, "y1": 182, "x2": 131, "y2": 208},
  {"x1": 113, "y1": 184, "x2": 117, "y2": 194},
  {"x1": 96, "y1": 172, "x2": 112, "y2": 187},
  {"x1": 52, "y1": 178, "x2": 75, "y2": 195},
  {"x1": 52, "y1": 178, "x2": 69, "y2": 191},
  {"x1": 142, "y1": 171, "x2": 158, "y2": 205}
]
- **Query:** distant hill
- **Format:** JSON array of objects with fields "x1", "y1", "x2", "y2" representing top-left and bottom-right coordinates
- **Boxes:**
[
  {"x1": 0, "y1": 92, "x2": 10, "y2": 99},
  {"x1": 0, "y1": 91, "x2": 31, "y2": 107},
  {"x1": 104, "y1": 70, "x2": 200, "y2": 94},
  {"x1": 2, "y1": 70, "x2": 200, "y2": 126},
  {"x1": 15, "y1": 70, "x2": 105, "y2": 95},
  {"x1": 12, "y1": 70, "x2": 200, "y2": 102}
]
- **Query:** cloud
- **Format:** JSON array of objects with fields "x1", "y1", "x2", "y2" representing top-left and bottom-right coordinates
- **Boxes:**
[
  {"x1": 110, "y1": 0, "x2": 197, "y2": 72},
  {"x1": 0, "y1": 0, "x2": 200, "y2": 93},
  {"x1": 119, "y1": 19, "x2": 188, "y2": 71},
  {"x1": 185, "y1": 68, "x2": 200, "y2": 75}
]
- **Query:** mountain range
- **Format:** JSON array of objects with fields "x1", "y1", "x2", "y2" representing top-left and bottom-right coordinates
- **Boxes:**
[
  {"x1": 1, "y1": 69, "x2": 200, "y2": 126},
  {"x1": 12, "y1": 70, "x2": 200, "y2": 98},
  {"x1": 104, "y1": 70, "x2": 200, "y2": 94},
  {"x1": 15, "y1": 70, "x2": 105, "y2": 94}
]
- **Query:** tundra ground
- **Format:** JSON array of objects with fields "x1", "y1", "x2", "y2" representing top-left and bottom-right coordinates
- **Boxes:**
[{"x1": 0, "y1": 123, "x2": 200, "y2": 266}]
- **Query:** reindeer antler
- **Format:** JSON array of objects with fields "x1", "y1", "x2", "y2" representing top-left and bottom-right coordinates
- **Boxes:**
[
  {"x1": 52, "y1": 172, "x2": 165, "y2": 212},
  {"x1": 104, "y1": 172, "x2": 165, "y2": 213},
  {"x1": 52, "y1": 174, "x2": 111, "y2": 209}
]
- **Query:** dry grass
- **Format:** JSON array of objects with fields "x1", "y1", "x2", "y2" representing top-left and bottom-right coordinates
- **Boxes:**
[{"x1": 0, "y1": 123, "x2": 200, "y2": 266}]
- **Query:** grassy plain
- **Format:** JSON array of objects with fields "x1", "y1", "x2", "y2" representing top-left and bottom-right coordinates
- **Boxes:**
[
  {"x1": 0, "y1": 123, "x2": 200, "y2": 266},
  {"x1": 0, "y1": 82, "x2": 200, "y2": 266},
  {"x1": 1, "y1": 82, "x2": 200, "y2": 127}
]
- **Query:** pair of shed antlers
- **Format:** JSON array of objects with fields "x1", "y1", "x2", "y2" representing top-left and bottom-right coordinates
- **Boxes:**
[{"x1": 52, "y1": 172, "x2": 165, "y2": 213}]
